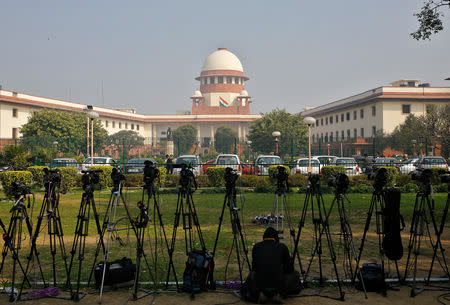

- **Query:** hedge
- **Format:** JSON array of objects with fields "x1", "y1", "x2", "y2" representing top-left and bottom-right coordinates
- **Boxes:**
[
  {"x1": 206, "y1": 167, "x2": 227, "y2": 187},
  {"x1": 58, "y1": 167, "x2": 78, "y2": 193},
  {"x1": 320, "y1": 166, "x2": 346, "y2": 184},
  {"x1": 123, "y1": 174, "x2": 143, "y2": 187},
  {"x1": 165, "y1": 174, "x2": 180, "y2": 187},
  {"x1": 288, "y1": 174, "x2": 308, "y2": 187},
  {"x1": 0, "y1": 171, "x2": 33, "y2": 198},
  {"x1": 28, "y1": 166, "x2": 49, "y2": 187},
  {"x1": 90, "y1": 166, "x2": 113, "y2": 189},
  {"x1": 377, "y1": 166, "x2": 397, "y2": 187}
]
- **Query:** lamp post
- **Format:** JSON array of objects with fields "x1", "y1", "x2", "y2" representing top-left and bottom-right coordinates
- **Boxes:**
[
  {"x1": 272, "y1": 131, "x2": 281, "y2": 156},
  {"x1": 327, "y1": 143, "x2": 331, "y2": 156},
  {"x1": 303, "y1": 117, "x2": 315, "y2": 174},
  {"x1": 411, "y1": 139, "x2": 417, "y2": 157},
  {"x1": 247, "y1": 140, "x2": 252, "y2": 162},
  {"x1": 87, "y1": 110, "x2": 99, "y2": 167}
]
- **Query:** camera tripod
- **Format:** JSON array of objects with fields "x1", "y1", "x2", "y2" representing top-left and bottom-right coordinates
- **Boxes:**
[
  {"x1": 0, "y1": 193, "x2": 34, "y2": 302},
  {"x1": 165, "y1": 166, "x2": 209, "y2": 289},
  {"x1": 66, "y1": 170, "x2": 106, "y2": 301},
  {"x1": 18, "y1": 169, "x2": 72, "y2": 300},
  {"x1": 404, "y1": 180, "x2": 449, "y2": 297},
  {"x1": 292, "y1": 175, "x2": 346, "y2": 301},
  {"x1": 212, "y1": 168, "x2": 251, "y2": 284}
]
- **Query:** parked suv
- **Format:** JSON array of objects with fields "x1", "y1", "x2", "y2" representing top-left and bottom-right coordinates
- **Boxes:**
[
  {"x1": 291, "y1": 158, "x2": 320, "y2": 175},
  {"x1": 173, "y1": 155, "x2": 202, "y2": 175},
  {"x1": 417, "y1": 156, "x2": 448, "y2": 170},
  {"x1": 398, "y1": 158, "x2": 419, "y2": 174},
  {"x1": 215, "y1": 154, "x2": 241, "y2": 174},
  {"x1": 82, "y1": 157, "x2": 117, "y2": 171},
  {"x1": 255, "y1": 155, "x2": 281, "y2": 176},
  {"x1": 125, "y1": 158, "x2": 157, "y2": 174},
  {"x1": 331, "y1": 157, "x2": 360, "y2": 175}
]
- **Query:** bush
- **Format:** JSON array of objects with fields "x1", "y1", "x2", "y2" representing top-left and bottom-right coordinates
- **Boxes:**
[
  {"x1": 90, "y1": 166, "x2": 113, "y2": 189},
  {"x1": 320, "y1": 166, "x2": 346, "y2": 184},
  {"x1": 377, "y1": 167, "x2": 397, "y2": 187},
  {"x1": 58, "y1": 167, "x2": 78, "y2": 193},
  {"x1": 27, "y1": 166, "x2": 49, "y2": 187},
  {"x1": 196, "y1": 175, "x2": 210, "y2": 187},
  {"x1": 240, "y1": 175, "x2": 264, "y2": 187},
  {"x1": 0, "y1": 171, "x2": 33, "y2": 198},
  {"x1": 124, "y1": 174, "x2": 143, "y2": 187},
  {"x1": 395, "y1": 174, "x2": 412, "y2": 187},
  {"x1": 200, "y1": 187, "x2": 226, "y2": 194},
  {"x1": 348, "y1": 175, "x2": 370, "y2": 187},
  {"x1": 165, "y1": 174, "x2": 180, "y2": 187},
  {"x1": 288, "y1": 174, "x2": 308, "y2": 187},
  {"x1": 351, "y1": 184, "x2": 374, "y2": 193},
  {"x1": 401, "y1": 183, "x2": 419, "y2": 193},
  {"x1": 433, "y1": 183, "x2": 448, "y2": 193},
  {"x1": 254, "y1": 177, "x2": 275, "y2": 193},
  {"x1": 206, "y1": 167, "x2": 227, "y2": 187},
  {"x1": 428, "y1": 167, "x2": 445, "y2": 185}
]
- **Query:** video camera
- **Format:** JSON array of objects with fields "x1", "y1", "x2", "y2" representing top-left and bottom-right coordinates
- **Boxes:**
[
  {"x1": 81, "y1": 169, "x2": 102, "y2": 192},
  {"x1": 10, "y1": 181, "x2": 32, "y2": 199},
  {"x1": 224, "y1": 167, "x2": 239, "y2": 188},
  {"x1": 271, "y1": 166, "x2": 289, "y2": 193},
  {"x1": 369, "y1": 167, "x2": 389, "y2": 192},
  {"x1": 173, "y1": 163, "x2": 197, "y2": 193},
  {"x1": 411, "y1": 168, "x2": 433, "y2": 184},
  {"x1": 43, "y1": 168, "x2": 62, "y2": 186},
  {"x1": 328, "y1": 173, "x2": 349, "y2": 194},
  {"x1": 111, "y1": 167, "x2": 126, "y2": 192},
  {"x1": 143, "y1": 160, "x2": 159, "y2": 193}
]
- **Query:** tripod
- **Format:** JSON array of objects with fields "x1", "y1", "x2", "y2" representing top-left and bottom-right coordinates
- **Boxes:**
[
  {"x1": 0, "y1": 189, "x2": 34, "y2": 302},
  {"x1": 18, "y1": 169, "x2": 72, "y2": 300},
  {"x1": 404, "y1": 173, "x2": 449, "y2": 297},
  {"x1": 212, "y1": 168, "x2": 251, "y2": 283},
  {"x1": 165, "y1": 166, "x2": 208, "y2": 289},
  {"x1": 292, "y1": 175, "x2": 345, "y2": 301},
  {"x1": 66, "y1": 170, "x2": 106, "y2": 301}
]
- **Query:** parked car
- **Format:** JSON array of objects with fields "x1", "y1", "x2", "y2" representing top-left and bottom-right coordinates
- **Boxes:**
[
  {"x1": 82, "y1": 157, "x2": 117, "y2": 171},
  {"x1": 291, "y1": 158, "x2": 320, "y2": 175},
  {"x1": 202, "y1": 159, "x2": 216, "y2": 174},
  {"x1": 51, "y1": 158, "x2": 78, "y2": 168},
  {"x1": 255, "y1": 155, "x2": 281, "y2": 176},
  {"x1": 173, "y1": 155, "x2": 202, "y2": 175},
  {"x1": 215, "y1": 154, "x2": 241, "y2": 174},
  {"x1": 241, "y1": 163, "x2": 255, "y2": 175},
  {"x1": 398, "y1": 158, "x2": 419, "y2": 174},
  {"x1": 372, "y1": 157, "x2": 396, "y2": 169},
  {"x1": 417, "y1": 156, "x2": 448, "y2": 170},
  {"x1": 331, "y1": 157, "x2": 360, "y2": 175},
  {"x1": 312, "y1": 155, "x2": 337, "y2": 170},
  {"x1": 125, "y1": 158, "x2": 157, "y2": 174}
]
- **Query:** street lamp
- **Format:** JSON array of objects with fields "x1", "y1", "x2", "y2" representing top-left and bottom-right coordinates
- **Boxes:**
[
  {"x1": 272, "y1": 131, "x2": 281, "y2": 155},
  {"x1": 303, "y1": 117, "x2": 315, "y2": 174},
  {"x1": 87, "y1": 110, "x2": 99, "y2": 167},
  {"x1": 327, "y1": 143, "x2": 331, "y2": 155},
  {"x1": 411, "y1": 139, "x2": 417, "y2": 157},
  {"x1": 247, "y1": 140, "x2": 252, "y2": 162}
]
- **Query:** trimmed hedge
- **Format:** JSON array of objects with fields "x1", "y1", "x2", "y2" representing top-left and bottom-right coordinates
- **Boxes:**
[
  {"x1": 58, "y1": 167, "x2": 78, "y2": 193},
  {"x1": 377, "y1": 166, "x2": 397, "y2": 187},
  {"x1": 206, "y1": 167, "x2": 227, "y2": 187},
  {"x1": 90, "y1": 166, "x2": 113, "y2": 189},
  {"x1": 28, "y1": 166, "x2": 49, "y2": 187},
  {"x1": 321, "y1": 166, "x2": 346, "y2": 184},
  {"x1": 395, "y1": 174, "x2": 412, "y2": 187},
  {"x1": 165, "y1": 174, "x2": 180, "y2": 187},
  {"x1": 196, "y1": 175, "x2": 210, "y2": 188},
  {"x1": 123, "y1": 174, "x2": 144, "y2": 188},
  {"x1": 0, "y1": 171, "x2": 33, "y2": 198},
  {"x1": 288, "y1": 174, "x2": 308, "y2": 187}
]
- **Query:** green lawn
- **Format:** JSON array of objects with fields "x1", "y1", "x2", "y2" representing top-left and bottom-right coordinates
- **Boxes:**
[{"x1": 0, "y1": 188, "x2": 448, "y2": 289}]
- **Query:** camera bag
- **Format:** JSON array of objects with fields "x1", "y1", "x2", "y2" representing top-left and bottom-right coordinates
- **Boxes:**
[
  {"x1": 382, "y1": 188, "x2": 405, "y2": 261},
  {"x1": 182, "y1": 249, "x2": 214, "y2": 294},
  {"x1": 94, "y1": 257, "x2": 136, "y2": 287},
  {"x1": 357, "y1": 263, "x2": 384, "y2": 292}
]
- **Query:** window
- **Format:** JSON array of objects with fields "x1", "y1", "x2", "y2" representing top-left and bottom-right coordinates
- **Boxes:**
[
  {"x1": 330, "y1": 133, "x2": 334, "y2": 142},
  {"x1": 131, "y1": 124, "x2": 134, "y2": 130},
  {"x1": 353, "y1": 111, "x2": 357, "y2": 120},
  {"x1": 320, "y1": 133, "x2": 323, "y2": 141},
  {"x1": 330, "y1": 116, "x2": 333, "y2": 124},
  {"x1": 336, "y1": 115, "x2": 339, "y2": 123},
  {"x1": 325, "y1": 117, "x2": 328, "y2": 125},
  {"x1": 408, "y1": 81, "x2": 415, "y2": 87},
  {"x1": 12, "y1": 128, "x2": 18, "y2": 139},
  {"x1": 226, "y1": 76, "x2": 232, "y2": 84},
  {"x1": 119, "y1": 122, "x2": 122, "y2": 129},
  {"x1": 325, "y1": 132, "x2": 328, "y2": 142},
  {"x1": 354, "y1": 128, "x2": 357, "y2": 138},
  {"x1": 372, "y1": 126, "x2": 376, "y2": 136},
  {"x1": 341, "y1": 130, "x2": 344, "y2": 139},
  {"x1": 125, "y1": 123, "x2": 128, "y2": 129},
  {"x1": 360, "y1": 109, "x2": 364, "y2": 119},
  {"x1": 346, "y1": 112, "x2": 350, "y2": 121},
  {"x1": 105, "y1": 120, "x2": 109, "y2": 127},
  {"x1": 12, "y1": 108, "x2": 18, "y2": 117},
  {"x1": 235, "y1": 77, "x2": 240, "y2": 84},
  {"x1": 316, "y1": 119, "x2": 319, "y2": 126},
  {"x1": 210, "y1": 76, "x2": 215, "y2": 84},
  {"x1": 137, "y1": 124, "x2": 139, "y2": 131},
  {"x1": 347, "y1": 129, "x2": 350, "y2": 140},
  {"x1": 218, "y1": 76, "x2": 223, "y2": 83},
  {"x1": 402, "y1": 104, "x2": 411, "y2": 114},
  {"x1": 360, "y1": 128, "x2": 364, "y2": 138},
  {"x1": 112, "y1": 121, "x2": 115, "y2": 128},
  {"x1": 341, "y1": 113, "x2": 344, "y2": 122},
  {"x1": 321, "y1": 118, "x2": 323, "y2": 126},
  {"x1": 312, "y1": 135, "x2": 315, "y2": 142},
  {"x1": 203, "y1": 78, "x2": 207, "y2": 85},
  {"x1": 336, "y1": 131, "x2": 339, "y2": 141},
  {"x1": 372, "y1": 106, "x2": 376, "y2": 116}
]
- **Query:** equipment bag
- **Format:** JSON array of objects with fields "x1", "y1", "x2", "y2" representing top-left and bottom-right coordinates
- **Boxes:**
[
  {"x1": 357, "y1": 263, "x2": 385, "y2": 292},
  {"x1": 382, "y1": 188, "x2": 405, "y2": 261},
  {"x1": 94, "y1": 257, "x2": 136, "y2": 287},
  {"x1": 182, "y1": 249, "x2": 214, "y2": 293}
]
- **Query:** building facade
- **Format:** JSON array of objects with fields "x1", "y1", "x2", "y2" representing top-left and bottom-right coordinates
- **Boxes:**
[{"x1": 0, "y1": 48, "x2": 261, "y2": 153}]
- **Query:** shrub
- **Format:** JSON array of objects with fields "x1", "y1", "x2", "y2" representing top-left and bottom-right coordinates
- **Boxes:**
[
  {"x1": 196, "y1": 175, "x2": 210, "y2": 187},
  {"x1": 348, "y1": 175, "x2": 370, "y2": 187},
  {"x1": 200, "y1": 187, "x2": 226, "y2": 194},
  {"x1": 165, "y1": 174, "x2": 180, "y2": 187},
  {"x1": 253, "y1": 176, "x2": 275, "y2": 193},
  {"x1": 0, "y1": 171, "x2": 33, "y2": 198},
  {"x1": 58, "y1": 167, "x2": 78, "y2": 193},
  {"x1": 288, "y1": 174, "x2": 308, "y2": 187},
  {"x1": 377, "y1": 167, "x2": 397, "y2": 187},
  {"x1": 351, "y1": 184, "x2": 374, "y2": 193},
  {"x1": 27, "y1": 166, "x2": 49, "y2": 187},
  {"x1": 124, "y1": 174, "x2": 143, "y2": 187},
  {"x1": 155, "y1": 166, "x2": 167, "y2": 187},
  {"x1": 90, "y1": 166, "x2": 113, "y2": 189},
  {"x1": 428, "y1": 167, "x2": 446, "y2": 185},
  {"x1": 433, "y1": 183, "x2": 448, "y2": 193},
  {"x1": 240, "y1": 175, "x2": 261, "y2": 187},
  {"x1": 320, "y1": 166, "x2": 346, "y2": 184},
  {"x1": 206, "y1": 167, "x2": 227, "y2": 187},
  {"x1": 401, "y1": 183, "x2": 419, "y2": 193},
  {"x1": 395, "y1": 174, "x2": 412, "y2": 187}
]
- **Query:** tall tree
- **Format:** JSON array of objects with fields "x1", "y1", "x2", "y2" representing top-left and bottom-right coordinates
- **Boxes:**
[
  {"x1": 411, "y1": 0, "x2": 449, "y2": 40},
  {"x1": 108, "y1": 130, "x2": 145, "y2": 158},
  {"x1": 214, "y1": 126, "x2": 237, "y2": 154},
  {"x1": 20, "y1": 109, "x2": 107, "y2": 155},
  {"x1": 173, "y1": 124, "x2": 197, "y2": 156},
  {"x1": 247, "y1": 109, "x2": 308, "y2": 157}
]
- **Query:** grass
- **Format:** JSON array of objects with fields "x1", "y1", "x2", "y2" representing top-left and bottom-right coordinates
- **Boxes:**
[{"x1": 0, "y1": 187, "x2": 448, "y2": 289}]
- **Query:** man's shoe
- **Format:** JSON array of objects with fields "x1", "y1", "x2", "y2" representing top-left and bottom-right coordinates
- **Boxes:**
[
  {"x1": 272, "y1": 293, "x2": 284, "y2": 304},
  {"x1": 257, "y1": 292, "x2": 268, "y2": 304}
]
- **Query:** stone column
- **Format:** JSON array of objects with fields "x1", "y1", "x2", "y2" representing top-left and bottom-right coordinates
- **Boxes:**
[
  {"x1": 152, "y1": 124, "x2": 157, "y2": 147},
  {"x1": 210, "y1": 125, "x2": 215, "y2": 146}
]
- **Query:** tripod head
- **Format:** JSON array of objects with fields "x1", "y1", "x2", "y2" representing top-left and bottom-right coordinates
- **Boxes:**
[
  {"x1": 81, "y1": 169, "x2": 102, "y2": 193},
  {"x1": 176, "y1": 164, "x2": 197, "y2": 193},
  {"x1": 370, "y1": 167, "x2": 388, "y2": 194},
  {"x1": 308, "y1": 174, "x2": 321, "y2": 194},
  {"x1": 271, "y1": 166, "x2": 289, "y2": 194},
  {"x1": 328, "y1": 173, "x2": 349, "y2": 195},
  {"x1": 224, "y1": 167, "x2": 239, "y2": 191},
  {"x1": 43, "y1": 168, "x2": 62, "y2": 193},
  {"x1": 143, "y1": 160, "x2": 159, "y2": 195},
  {"x1": 10, "y1": 181, "x2": 32, "y2": 210},
  {"x1": 111, "y1": 167, "x2": 126, "y2": 193},
  {"x1": 411, "y1": 168, "x2": 433, "y2": 195}
]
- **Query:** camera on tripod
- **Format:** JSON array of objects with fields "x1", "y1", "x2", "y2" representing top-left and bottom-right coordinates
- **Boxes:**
[
  {"x1": 174, "y1": 164, "x2": 197, "y2": 193},
  {"x1": 437, "y1": 169, "x2": 450, "y2": 184},
  {"x1": 81, "y1": 169, "x2": 102, "y2": 192},
  {"x1": 143, "y1": 160, "x2": 159, "y2": 192},
  {"x1": 271, "y1": 166, "x2": 289, "y2": 193},
  {"x1": 369, "y1": 168, "x2": 388, "y2": 192},
  {"x1": 224, "y1": 167, "x2": 239, "y2": 188},
  {"x1": 327, "y1": 173, "x2": 349, "y2": 193},
  {"x1": 111, "y1": 167, "x2": 126, "y2": 192},
  {"x1": 43, "y1": 168, "x2": 62, "y2": 185},
  {"x1": 10, "y1": 181, "x2": 32, "y2": 198},
  {"x1": 410, "y1": 168, "x2": 433, "y2": 184}
]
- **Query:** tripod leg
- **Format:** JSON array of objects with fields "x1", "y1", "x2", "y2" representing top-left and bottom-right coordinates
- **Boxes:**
[
  {"x1": 54, "y1": 206, "x2": 73, "y2": 294},
  {"x1": 166, "y1": 191, "x2": 182, "y2": 289},
  {"x1": 291, "y1": 191, "x2": 311, "y2": 278},
  {"x1": 404, "y1": 193, "x2": 421, "y2": 280},
  {"x1": 212, "y1": 194, "x2": 228, "y2": 258},
  {"x1": 189, "y1": 192, "x2": 207, "y2": 251}
]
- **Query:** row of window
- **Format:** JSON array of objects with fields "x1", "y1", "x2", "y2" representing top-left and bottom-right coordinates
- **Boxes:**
[
  {"x1": 201, "y1": 76, "x2": 244, "y2": 85},
  {"x1": 104, "y1": 120, "x2": 140, "y2": 131},
  {"x1": 312, "y1": 126, "x2": 377, "y2": 143}
]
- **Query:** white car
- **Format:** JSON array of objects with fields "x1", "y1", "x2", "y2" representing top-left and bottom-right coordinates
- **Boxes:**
[
  {"x1": 331, "y1": 157, "x2": 360, "y2": 176},
  {"x1": 398, "y1": 158, "x2": 419, "y2": 174},
  {"x1": 215, "y1": 154, "x2": 242, "y2": 174},
  {"x1": 173, "y1": 155, "x2": 202, "y2": 175},
  {"x1": 291, "y1": 158, "x2": 320, "y2": 175},
  {"x1": 255, "y1": 155, "x2": 281, "y2": 176},
  {"x1": 82, "y1": 157, "x2": 117, "y2": 171},
  {"x1": 417, "y1": 156, "x2": 448, "y2": 170}
]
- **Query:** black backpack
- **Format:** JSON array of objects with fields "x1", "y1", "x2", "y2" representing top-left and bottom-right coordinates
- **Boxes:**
[
  {"x1": 182, "y1": 250, "x2": 214, "y2": 294},
  {"x1": 94, "y1": 257, "x2": 136, "y2": 288}
]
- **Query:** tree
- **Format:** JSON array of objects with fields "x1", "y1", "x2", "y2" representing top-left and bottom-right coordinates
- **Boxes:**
[
  {"x1": 214, "y1": 126, "x2": 237, "y2": 154},
  {"x1": 20, "y1": 109, "x2": 108, "y2": 155},
  {"x1": 0, "y1": 145, "x2": 29, "y2": 168},
  {"x1": 108, "y1": 130, "x2": 145, "y2": 159},
  {"x1": 247, "y1": 109, "x2": 308, "y2": 157},
  {"x1": 173, "y1": 124, "x2": 197, "y2": 156},
  {"x1": 411, "y1": 0, "x2": 449, "y2": 40}
]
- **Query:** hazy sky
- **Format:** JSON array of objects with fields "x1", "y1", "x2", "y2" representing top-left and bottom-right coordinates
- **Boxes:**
[{"x1": 1, "y1": 1, "x2": 449, "y2": 115}]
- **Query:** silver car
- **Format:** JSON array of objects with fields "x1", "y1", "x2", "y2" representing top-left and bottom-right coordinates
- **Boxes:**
[
  {"x1": 82, "y1": 157, "x2": 117, "y2": 171},
  {"x1": 173, "y1": 155, "x2": 202, "y2": 175},
  {"x1": 331, "y1": 157, "x2": 360, "y2": 176},
  {"x1": 255, "y1": 155, "x2": 281, "y2": 176},
  {"x1": 417, "y1": 156, "x2": 448, "y2": 170},
  {"x1": 398, "y1": 158, "x2": 419, "y2": 174},
  {"x1": 291, "y1": 158, "x2": 320, "y2": 175}
]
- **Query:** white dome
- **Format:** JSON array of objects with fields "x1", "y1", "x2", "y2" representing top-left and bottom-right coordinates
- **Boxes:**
[
  {"x1": 192, "y1": 89, "x2": 202, "y2": 98},
  {"x1": 239, "y1": 90, "x2": 249, "y2": 96},
  {"x1": 201, "y1": 48, "x2": 243, "y2": 72}
]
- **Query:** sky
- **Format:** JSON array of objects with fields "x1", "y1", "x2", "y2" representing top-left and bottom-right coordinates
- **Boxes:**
[{"x1": 1, "y1": 1, "x2": 449, "y2": 115}]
